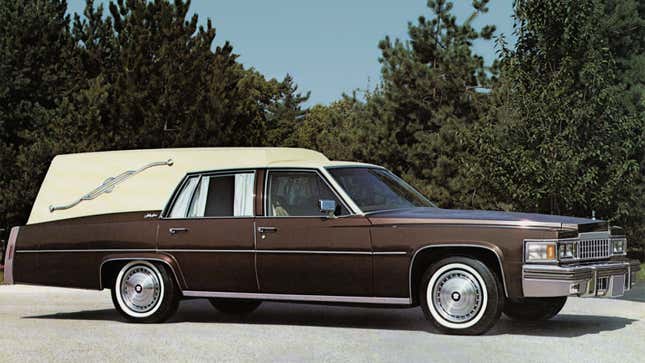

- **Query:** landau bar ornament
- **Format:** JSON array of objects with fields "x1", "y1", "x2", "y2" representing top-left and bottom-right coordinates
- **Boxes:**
[{"x1": 49, "y1": 159, "x2": 173, "y2": 212}]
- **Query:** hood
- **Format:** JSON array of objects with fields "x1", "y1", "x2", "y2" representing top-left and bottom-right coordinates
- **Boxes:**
[{"x1": 366, "y1": 207, "x2": 607, "y2": 231}]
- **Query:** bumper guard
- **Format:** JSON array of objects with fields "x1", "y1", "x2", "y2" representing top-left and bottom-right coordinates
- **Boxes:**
[{"x1": 522, "y1": 259, "x2": 640, "y2": 298}]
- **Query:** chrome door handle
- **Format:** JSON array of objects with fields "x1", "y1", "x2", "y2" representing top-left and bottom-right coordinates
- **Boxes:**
[
  {"x1": 257, "y1": 226, "x2": 278, "y2": 233},
  {"x1": 169, "y1": 227, "x2": 189, "y2": 235}
]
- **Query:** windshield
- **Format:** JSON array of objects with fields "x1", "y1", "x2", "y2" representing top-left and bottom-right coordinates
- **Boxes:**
[{"x1": 327, "y1": 167, "x2": 435, "y2": 213}]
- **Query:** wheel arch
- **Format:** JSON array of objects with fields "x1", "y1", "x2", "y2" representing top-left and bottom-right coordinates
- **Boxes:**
[
  {"x1": 409, "y1": 243, "x2": 508, "y2": 304},
  {"x1": 99, "y1": 253, "x2": 187, "y2": 291}
]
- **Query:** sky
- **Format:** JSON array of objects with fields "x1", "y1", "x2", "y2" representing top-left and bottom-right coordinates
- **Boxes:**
[{"x1": 67, "y1": 0, "x2": 516, "y2": 106}]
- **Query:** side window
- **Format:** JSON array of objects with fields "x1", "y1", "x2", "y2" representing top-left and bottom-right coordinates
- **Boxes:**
[
  {"x1": 168, "y1": 172, "x2": 255, "y2": 218},
  {"x1": 169, "y1": 176, "x2": 199, "y2": 218},
  {"x1": 187, "y1": 172, "x2": 255, "y2": 217},
  {"x1": 267, "y1": 171, "x2": 349, "y2": 217}
]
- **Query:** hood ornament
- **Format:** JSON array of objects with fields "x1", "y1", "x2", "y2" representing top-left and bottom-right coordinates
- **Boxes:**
[{"x1": 49, "y1": 159, "x2": 173, "y2": 212}]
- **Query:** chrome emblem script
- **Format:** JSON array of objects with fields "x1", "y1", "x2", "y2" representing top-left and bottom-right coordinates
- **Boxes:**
[{"x1": 49, "y1": 159, "x2": 174, "y2": 212}]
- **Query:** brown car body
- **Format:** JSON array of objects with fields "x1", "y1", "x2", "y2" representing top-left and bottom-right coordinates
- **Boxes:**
[{"x1": 3, "y1": 148, "x2": 640, "y2": 334}]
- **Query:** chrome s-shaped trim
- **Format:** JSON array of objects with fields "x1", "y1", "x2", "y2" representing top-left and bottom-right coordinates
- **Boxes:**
[
  {"x1": 182, "y1": 290, "x2": 411, "y2": 305},
  {"x1": 50, "y1": 159, "x2": 174, "y2": 212},
  {"x1": 98, "y1": 257, "x2": 186, "y2": 290},
  {"x1": 408, "y1": 244, "x2": 509, "y2": 298}
]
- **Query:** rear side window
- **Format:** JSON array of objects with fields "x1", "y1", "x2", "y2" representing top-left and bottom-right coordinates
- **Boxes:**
[
  {"x1": 168, "y1": 176, "x2": 199, "y2": 218},
  {"x1": 168, "y1": 172, "x2": 255, "y2": 218}
]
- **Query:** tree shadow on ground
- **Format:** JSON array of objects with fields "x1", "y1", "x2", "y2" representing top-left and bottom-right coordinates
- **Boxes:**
[{"x1": 25, "y1": 298, "x2": 637, "y2": 338}]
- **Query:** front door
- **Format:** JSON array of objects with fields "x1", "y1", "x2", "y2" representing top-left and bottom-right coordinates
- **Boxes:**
[
  {"x1": 255, "y1": 170, "x2": 372, "y2": 297},
  {"x1": 157, "y1": 171, "x2": 258, "y2": 292}
]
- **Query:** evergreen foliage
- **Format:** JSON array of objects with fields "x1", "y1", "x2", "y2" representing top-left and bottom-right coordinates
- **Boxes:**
[
  {"x1": 0, "y1": 0, "x2": 642, "y2": 254},
  {"x1": 0, "y1": 0, "x2": 307, "y2": 233},
  {"x1": 473, "y1": 0, "x2": 643, "y2": 250},
  {"x1": 357, "y1": 0, "x2": 496, "y2": 207}
]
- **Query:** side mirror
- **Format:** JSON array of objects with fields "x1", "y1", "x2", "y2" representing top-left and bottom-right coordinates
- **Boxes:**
[{"x1": 319, "y1": 199, "x2": 337, "y2": 218}]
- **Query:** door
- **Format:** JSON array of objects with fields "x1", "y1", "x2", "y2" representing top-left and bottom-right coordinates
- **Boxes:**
[
  {"x1": 255, "y1": 170, "x2": 373, "y2": 296},
  {"x1": 157, "y1": 171, "x2": 258, "y2": 292}
]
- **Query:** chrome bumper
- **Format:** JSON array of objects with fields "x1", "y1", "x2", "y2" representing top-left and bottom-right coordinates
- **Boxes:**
[{"x1": 522, "y1": 259, "x2": 640, "y2": 298}]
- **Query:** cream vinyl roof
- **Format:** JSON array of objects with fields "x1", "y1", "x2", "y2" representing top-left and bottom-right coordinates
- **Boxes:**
[{"x1": 27, "y1": 147, "x2": 372, "y2": 224}]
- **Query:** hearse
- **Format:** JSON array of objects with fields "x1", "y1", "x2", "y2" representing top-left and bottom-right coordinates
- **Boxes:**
[{"x1": 3, "y1": 148, "x2": 639, "y2": 334}]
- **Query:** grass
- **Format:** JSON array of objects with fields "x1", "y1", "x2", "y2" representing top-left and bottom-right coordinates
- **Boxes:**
[{"x1": 0, "y1": 270, "x2": 3, "y2": 284}]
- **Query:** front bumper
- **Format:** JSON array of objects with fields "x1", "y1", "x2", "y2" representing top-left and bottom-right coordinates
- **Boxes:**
[{"x1": 522, "y1": 259, "x2": 640, "y2": 298}]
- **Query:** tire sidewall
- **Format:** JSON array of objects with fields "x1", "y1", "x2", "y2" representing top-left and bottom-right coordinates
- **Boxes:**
[
  {"x1": 420, "y1": 257, "x2": 503, "y2": 335},
  {"x1": 112, "y1": 260, "x2": 178, "y2": 323}
]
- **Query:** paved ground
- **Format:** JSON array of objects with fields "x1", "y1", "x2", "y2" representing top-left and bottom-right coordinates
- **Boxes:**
[{"x1": 0, "y1": 284, "x2": 644, "y2": 362}]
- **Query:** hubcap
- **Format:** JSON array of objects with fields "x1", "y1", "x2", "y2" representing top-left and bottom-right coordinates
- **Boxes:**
[
  {"x1": 120, "y1": 265, "x2": 161, "y2": 314},
  {"x1": 432, "y1": 269, "x2": 483, "y2": 324}
]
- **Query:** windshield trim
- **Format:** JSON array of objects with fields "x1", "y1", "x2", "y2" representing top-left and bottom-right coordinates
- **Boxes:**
[{"x1": 324, "y1": 166, "x2": 437, "y2": 213}]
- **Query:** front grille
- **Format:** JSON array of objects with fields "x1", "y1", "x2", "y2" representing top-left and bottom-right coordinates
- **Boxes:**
[{"x1": 578, "y1": 239, "x2": 610, "y2": 260}]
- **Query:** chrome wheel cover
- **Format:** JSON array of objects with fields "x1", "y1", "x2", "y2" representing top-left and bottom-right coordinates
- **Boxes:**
[
  {"x1": 432, "y1": 269, "x2": 482, "y2": 323},
  {"x1": 426, "y1": 263, "x2": 488, "y2": 329},
  {"x1": 116, "y1": 262, "x2": 164, "y2": 317}
]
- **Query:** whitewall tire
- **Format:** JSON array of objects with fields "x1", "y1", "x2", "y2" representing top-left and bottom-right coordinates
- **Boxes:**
[
  {"x1": 111, "y1": 261, "x2": 179, "y2": 323},
  {"x1": 420, "y1": 257, "x2": 503, "y2": 335}
]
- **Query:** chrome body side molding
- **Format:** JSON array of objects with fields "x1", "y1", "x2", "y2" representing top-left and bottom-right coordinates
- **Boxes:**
[
  {"x1": 408, "y1": 244, "x2": 509, "y2": 298},
  {"x1": 161, "y1": 249, "x2": 406, "y2": 255},
  {"x1": 183, "y1": 290, "x2": 411, "y2": 305},
  {"x1": 49, "y1": 159, "x2": 174, "y2": 212},
  {"x1": 16, "y1": 249, "x2": 157, "y2": 253},
  {"x1": 15, "y1": 248, "x2": 407, "y2": 256}
]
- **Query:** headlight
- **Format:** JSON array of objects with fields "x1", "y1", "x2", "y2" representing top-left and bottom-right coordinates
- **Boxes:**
[
  {"x1": 558, "y1": 242, "x2": 577, "y2": 259},
  {"x1": 525, "y1": 242, "x2": 557, "y2": 262},
  {"x1": 612, "y1": 238, "x2": 626, "y2": 255}
]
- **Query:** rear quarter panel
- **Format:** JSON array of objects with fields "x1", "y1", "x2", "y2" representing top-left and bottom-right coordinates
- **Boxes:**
[{"x1": 13, "y1": 211, "x2": 159, "y2": 289}]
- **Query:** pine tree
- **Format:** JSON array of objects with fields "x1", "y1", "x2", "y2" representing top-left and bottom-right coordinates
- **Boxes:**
[
  {"x1": 360, "y1": 0, "x2": 495, "y2": 207},
  {"x1": 0, "y1": 0, "x2": 78, "y2": 237},
  {"x1": 1, "y1": 0, "x2": 311, "y2": 234},
  {"x1": 266, "y1": 74, "x2": 310, "y2": 146}
]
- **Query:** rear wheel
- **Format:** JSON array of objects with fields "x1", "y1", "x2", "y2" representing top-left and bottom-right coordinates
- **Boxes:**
[
  {"x1": 503, "y1": 297, "x2": 567, "y2": 321},
  {"x1": 209, "y1": 298, "x2": 262, "y2": 315},
  {"x1": 420, "y1": 257, "x2": 504, "y2": 335},
  {"x1": 111, "y1": 261, "x2": 179, "y2": 323}
]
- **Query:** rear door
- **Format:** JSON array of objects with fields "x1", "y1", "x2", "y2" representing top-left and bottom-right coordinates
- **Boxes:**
[{"x1": 157, "y1": 170, "x2": 258, "y2": 292}]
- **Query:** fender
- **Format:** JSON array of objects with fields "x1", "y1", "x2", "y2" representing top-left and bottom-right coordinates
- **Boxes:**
[
  {"x1": 409, "y1": 243, "x2": 509, "y2": 298},
  {"x1": 99, "y1": 252, "x2": 187, "y2": 290}
]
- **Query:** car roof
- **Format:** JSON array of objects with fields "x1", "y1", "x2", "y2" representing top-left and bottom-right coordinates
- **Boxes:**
[{"x1": 27, "y1": 148, "x2": 377, "y2": 224}]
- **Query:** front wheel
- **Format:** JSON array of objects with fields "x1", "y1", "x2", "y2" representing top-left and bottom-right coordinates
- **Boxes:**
[
  {"x1": 420, "y1": 257, "x2": 504, "y2": 335},
  {"x1": 503, "y1": 297, "x2": 567, "y2": 321},
  {"x1": 111, "y1": 261, "x2": 179, "y2": 323}
]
